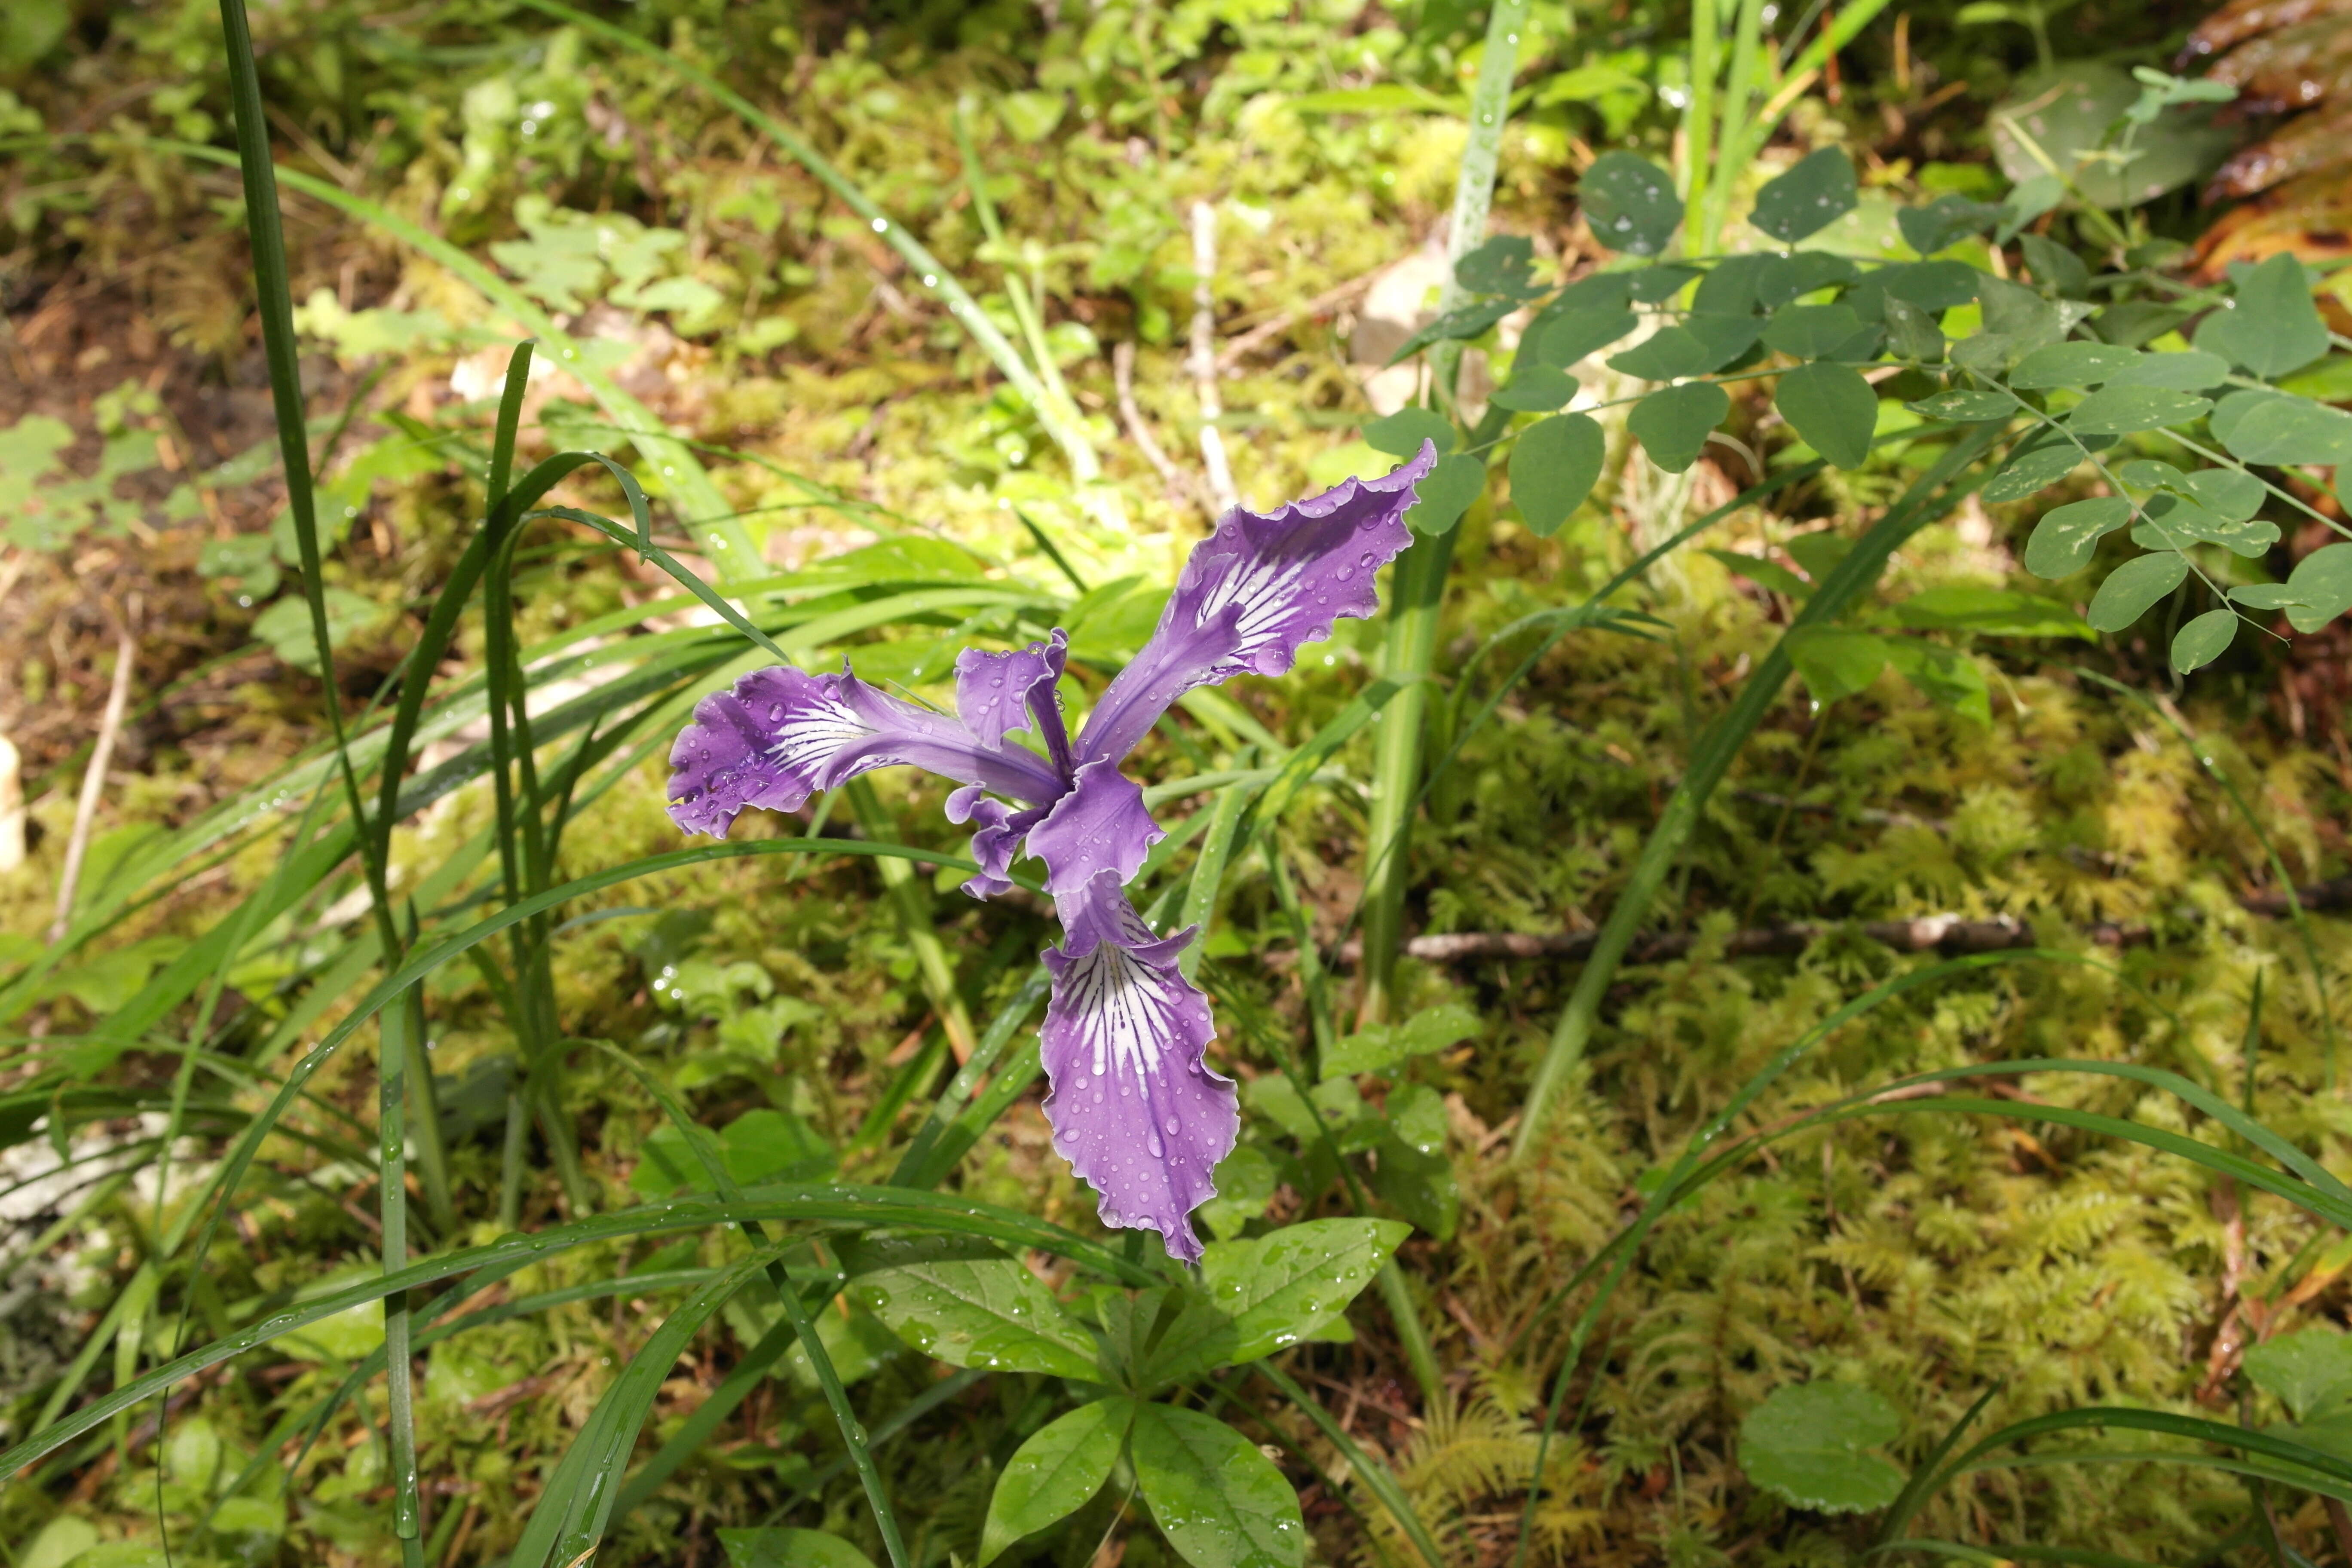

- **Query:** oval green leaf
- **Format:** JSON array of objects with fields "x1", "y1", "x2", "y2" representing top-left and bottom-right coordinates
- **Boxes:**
[
  {"x1": 2171, "y1": 608, "x2": 2239, "y2": 673},
  {"x1": 1580, "y1": 152, "x2": 1683, "y2": 256},
  {"x1": 1738, "y1": 1383, "x2": 1907, "y2": 1514},
  {"x1": 1535, "y1": 307, "x2": 1637, "y2": 368},
  {"x1": 2195, "y1": 252, "x2": 2330, "y2": 380},
  {"x1": 2086, "y1": 551, "x2": 2190, "y2": 632},
  {"x1": 1775, "y1": 361, "x2": 1878, "y2": 470},
  {"x1": 2008, "y1": 341, "x2": 2141, "y2": 389},
  {"x1": 2067, "y1": 385, "x2": 2212, "y2": 435},
  {"x1": 848, "y1": 1251, "x2": 1101, "y2": 1378},
  {"x1": 1510, "y1": 412, "x2": 1607, "y2": 537},
  {"x1": 1403, "y1": 451, "x2": 1487, "y2": 537},
  {"x1": 1909, "y1": 390, "x2": 2014, "y2": 423},
  {"x1": 1762, "y1": 303, "x2": 1865, "y2": 361},
  {"x1": 1608, "y1": 326, "x2": 1709, "y2": 381},
  {"x1": 1628, "y1": 381, "x2": 1730, "y2": 473},
  {"x1": 1982, "y1": 444, "x2": 2085, "y2": 503},
  {"x1": 1131, "y1": 1404, "x2": 1307, "y2": 1568},
  {"x1": 2215, "y1": 393, "x2": 2352, "y2": 466},
  {"x1": 2105, "y1": 348, "x2": 2230, "y2": 391},
  {"x1": 1490, "y1": 365, "x2": 1577, "y2": 412},
  {"x1": 1750, "y1": 148, "x2": 1859, "y2": 245},
  {"x1": 2024, "y1": 496, "x2": 2133, "y2": 578},
  {"x1": 980, "y1": 1399, "x2": 1136, "y2": 1565}
]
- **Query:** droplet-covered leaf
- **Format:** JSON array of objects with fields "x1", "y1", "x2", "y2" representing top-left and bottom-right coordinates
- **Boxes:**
[
  {"x1": 1145, "y1": 1219, "x2": 1411, "y2": 1386},
  {"x1": 1738, "y1": 1383, "x2": 1907, "y2": 1514},
  {"x1": 1454, "y1": 234, "x2": 1537, "y2": 297},
  {"x1": 1509, "y1": 413, "x2": 1606, "y2": 538},
  {"x1": 1324, "y1": 1002, "x2": 1482, "y2": 1078},
  {"x1": 1749, "y1": 149, "x2": 1859, "y2": 245},
  {"x1": 1581, "y1": 152, "x2": 1683, "y2": 256},
  {"x1": 1775, "y1": 362, "x2": 1878, "y2": 469},
  {"x1": 1628, "y1": 382, "x2": 1730, "y2": 473},
  {"x1": 2086, "y1": 551, "x2": 2190, "y2": 631},
  {"x1": 849, "y1": 1247, "x2": 1101, "y2": 1378},
  {"x1": 1131, "y1": 1405, "x2": 1307, "y2": 1568},
  {"x1": 980, "y1": 1400, "x2": 1135, "y2": 1565}
]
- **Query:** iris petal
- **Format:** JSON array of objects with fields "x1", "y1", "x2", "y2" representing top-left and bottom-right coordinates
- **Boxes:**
[
  {"x1": 955, "y1": 629, "x2": 1072, "y2": 772},
  {"x1": 1075, "y1": 442, "x2": 1435, "y2": 768},
  {"x1": 666, "y1": 664, "x2": 1063, "y2": 838},
  {"x1": 1040, "y1": 873, "x2": 1237, "y2": 1265},
  {"x1": 1023, "y1": 759, "x2": 1164, "y2": 896}
]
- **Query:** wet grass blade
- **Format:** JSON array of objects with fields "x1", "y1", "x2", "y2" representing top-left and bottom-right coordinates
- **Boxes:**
[{"x1": 1255, "y1": 1362, "x2": 1446, "y2": 1568}]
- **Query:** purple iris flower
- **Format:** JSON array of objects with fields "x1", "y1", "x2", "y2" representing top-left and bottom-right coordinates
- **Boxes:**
[{"x1": 664, "y1": 444, "x2": 1436, "y2": 1262}]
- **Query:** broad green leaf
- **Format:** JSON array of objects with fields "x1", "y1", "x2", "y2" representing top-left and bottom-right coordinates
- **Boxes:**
[
  {"x1": 1555, "y1": 271, "x2": 1635, "y2": 312},
  {"x1": 2214, "y1": 392, "x2": 2352, "y2": 466},
  {"x1": 1750, "y1": 148, "x2": 1858, "y2": 244},
  {"x1": 1197, "y1": 1145, "x2": 1280, "y2": 1241},
  {"x1": 2007, "y1": 341, "x2": 2140, "y2": 389},
  {"x1": 1372, "y1": 1087, "x2": 1458, "y2": 1239},
  {"x1": 1909, "y1": 391, "x2": 2013, "y2": 423},
  {"x1": 21, "y1": 1518, "x2": 99, "y2": 1568},
  {"x1": 2067, "y1": 385, "x2": 2211, "y2": 435},
  {"x1": 2171, "y1": 608, "x2": 2238, "y2": 672},
  {"x1": 1146, "y1": 1219, "x2": 1410, "y2": 1386},
  {"x1": 1738, "y1": 1383, "x2": 1908, "y2": 1514},
  {"x1": 1404, "y1": 452, "x2": 1486, "y2": 537},
  {"x1": 1898, "y1": 194, "x2": 2005, "y2": 256},
  {"x1": 2106, "y1": 348, "x2": 2229, "y2": 391},
  {"x1": 2183, "y1": 467, "x2": 2266, "y2": 523},
  {"x1": 2130, "y1": 493, "x2": 2278, "y2": 558},
  {"x1": 1693, "y1": 253, "x2": 1775, "y2": 315},
  {"x1": 1893, "y1": 586, "x2": 2094, "y2": 639},
  {"x1": 1608, "y1": 327, "x2": 1707, "y2": 380},
  {"x1": 2115, "y1": 457, "x2": 2190, "y2": 491},
  {"x1": 631, "y1": 1108, "x2": 833, "y2": 1197},
  {"x1": 1628, "y1": 382, "x2": 1729, "y2": 473},
  {"x1": 1131, "y1": 1404, "x2": 1306, "y2": 1568},
  {"x1": 2196, "y1": 252, "x2": 2329, "y2": 379},
  {"x1": 720, "y1": 1529, "x2": 882, "y2": 1568},
  {"x1": 1509, "y1": 412, "x2": 1607, "y2": 537},
  {"x1": 2017, "y1": 231, "x2": 2092, "y2": 298},
  {"x1": 848, "y1": 1247, "x2": 1100, "y2": 1378},
  {"x1": 1627, "y1": 264, "x2": 1703, "y2": 303},
  {"x1": 1455, "y1": 234, "x2": 1536, "y2": 297},
  {"x1": 1786, "y1": 628, "x2": 1890, "y2": 705},
  {"x1": 1880, "y1": 639, "x2": 1992, "y2": 723},
  {"x1": 997, "y1": 91, "x2": 1068, "y2": 142},
  {"x1": 979, "y1": 1399, "x2": 1135, "y2": 1565},
  {"x1": 1981, "y1": 444, "x2": 2084, "y2": 503},
  {"x1": 1862, "y1": 260, "x2": 1983, "y2": 314},
  {"x1": 2245, "y1": 1330, "x2": 2352, "y2": 1422},
  {"x1": 2086, "y1": 551, "x2": 2189, "y2": 632},
  {"x1": 1323, "y1": 1001, "x2": 1482, "y2": 1078},
  {"x1": 1684, "y1": 311, "x2": 1766, "y2": 370},
  {"x1": 2283, "y1": 543, "x2": 2352, "y2": 631},
  {"x1": 1756, "y1": 251, "x2": 1859, "y2": 308},
  {"x1": 1992, "y1": 62, "x2": 2233, "y2": 207},
  {"x1": 1775, "y1": 362, "x2": 1878, "y2": 469},
  {"x1": 1976, "y1": 275, "x2": 2066, "y2": 360},
  {"x1": 1491, "y1": 366, "x2": 1577, "y2": 412},
  {"x1": 1882, "y1": 296, "x2": 1945, "y2": 362},
  {"x1": 1535, "y1": 307, "x2": 1637, "y2": 368},
  {"x1": 253, "y1": 588, "x2": 389, "y2": 674},
  {"x1": 1706, "y1": 548, "x2": 1814, "y2": 597},
  {"x1": 1362, "y1": 408, "x2": 1455, "y2": 459},
  {"x1": 1581, "y1": 152, "x2": 1683, "y2": 256},
  {"x1": 2024, "y1": 496, "x2": 2134, "y2": 578},
  {"x1": 1762, "y1": 303, "x2": 1865, "y2": 361}
]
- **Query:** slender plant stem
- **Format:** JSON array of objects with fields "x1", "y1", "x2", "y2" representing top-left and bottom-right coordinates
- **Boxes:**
[
  {"x1": 1510, "y1": 423, "x2": 2003, "y2": 1163},
  {"x1": 844, "y1": 778, "x2": 980, "y2": 1063},
  {"x1": 1357, "y1": 0, "x2": 1528, "y2": 1023},
  {"x1": 1684, "y1": 0, "x2": 1722, "y2": 254}
]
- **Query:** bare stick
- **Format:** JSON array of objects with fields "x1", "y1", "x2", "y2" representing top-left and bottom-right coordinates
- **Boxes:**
[
  {"x1": 49, "y1": 594, "x2": 141, "y2": 943},
  {"x1": 1214, "y1": 270, "x2": 1379, "y2": 373},
  {"x1": 1112, "y1": 340, "x2": 1202, "y2": 511},
  {"x1": 0, "y1": 735, "x2": 22, "y2": 876},
  {"x1": 1187, "y1": 201, "x2": 1240, "y2": 515}
]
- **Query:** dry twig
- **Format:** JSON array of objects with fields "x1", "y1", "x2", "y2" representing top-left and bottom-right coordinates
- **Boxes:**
[
  {"x1": 1112, "y1": 340, "x2": 1202, "y2": 511},
  {"x1": 1187, "y1": 201, "x2": 1240, "y2": 515},
  {"x1": 49, "y1": 593, "x2": 141, "y2": 943}
]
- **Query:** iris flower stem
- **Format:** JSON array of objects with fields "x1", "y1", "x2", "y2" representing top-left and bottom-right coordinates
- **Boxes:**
[{"x1": 1355, "y1": 0, "x2": 1527, "y2": 1026}]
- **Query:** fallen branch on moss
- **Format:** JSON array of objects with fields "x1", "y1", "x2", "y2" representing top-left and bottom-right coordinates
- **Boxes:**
[{"x1": 1332, "y1": 879, "x2": 2352, "y2": 968}]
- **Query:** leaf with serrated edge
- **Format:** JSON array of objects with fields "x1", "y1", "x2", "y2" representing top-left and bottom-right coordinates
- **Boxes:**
[
  {"x1": 1131, "y1": 1404, "x2": 1307, "y2": 1568},
  {"x1": 980, "y1": 1399, "x2": 1135, "y2": 1565}
]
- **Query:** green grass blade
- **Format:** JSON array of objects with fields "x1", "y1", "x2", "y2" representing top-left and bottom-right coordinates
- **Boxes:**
[{"x1": 891, "y1": 967, "x2": 1052, "y2": 1189}]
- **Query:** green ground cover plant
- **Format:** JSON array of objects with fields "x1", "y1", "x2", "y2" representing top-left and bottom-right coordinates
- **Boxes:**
[{"x1": 4, "y1": 2, "x2": 2352, "y2": 1566}]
